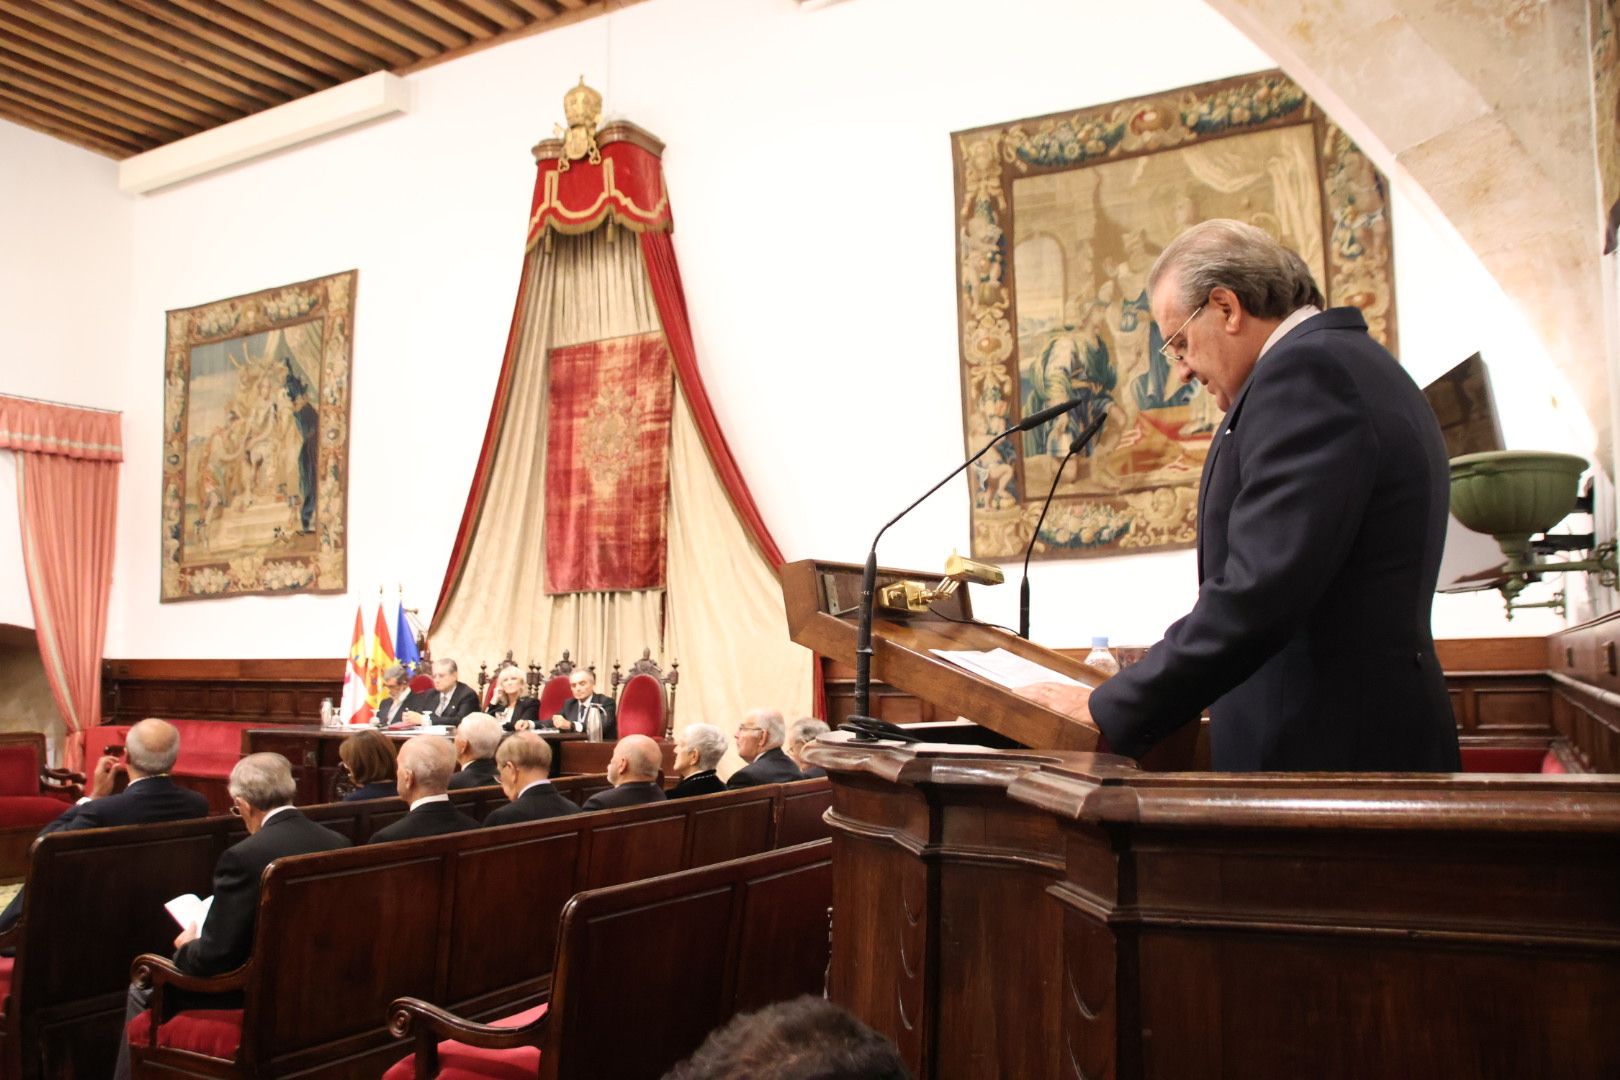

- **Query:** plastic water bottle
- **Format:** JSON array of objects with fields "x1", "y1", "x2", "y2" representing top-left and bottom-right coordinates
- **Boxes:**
[
  {"x1": 320, "y1": 697, "x2": 335, "y2": 727},
  {"x1": 1084, "y1": 637, "x2": 1120, "y2": 677}
]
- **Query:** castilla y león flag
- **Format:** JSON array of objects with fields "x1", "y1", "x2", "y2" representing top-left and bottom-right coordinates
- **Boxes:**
[{"x1": 544, "y1": 332, "x2": 673, "y2": 593}]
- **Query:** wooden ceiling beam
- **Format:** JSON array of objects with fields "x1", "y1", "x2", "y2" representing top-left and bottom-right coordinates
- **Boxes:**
[
  {"x1": 304, "y1": 0, "x2": 443, "y2": 59},
  {"x1": 553, "y1": 0, "x2": 588, "y2": 10},
  {"x1": 10, "y1": 1, "x2": 266, "y2": 112},
  {"x1": 102, "y1": 0, "x2": 335, "y2": 91},
  {"x1": 350, "y1": 0, "x2": 469, "y2": 50},
  {"x1": 457, "y1": 0, "x2": 529, "y2": 31},
  {"x1": 0, "y1": 41, "x2": 207, "y2": 132},
  {"x1": 164, "y1": 0, "x2": 367, "y2": 83},
  {"x1": 0, "y1": 9, "x2": 237, "y2": 122},
  {"x1": 265, "y1": 0, "x2": 419, "y2": 67},
  {"x1": 0, "y1": 81, "x2": 154, "y2": 152},
  {"x1": 0, "y1": 56, "x2": 189, "y2": 142},
  {"x1": 227, "y1": 0, "x2": 393, "y2": 70},
  {"x1": 410, "y1": 0, "x2": 501, "y2": 39},
  {"x1": 395, "y1": 0, "x2": 638, "y2": 77},
  {"x1": 0, "y1": 99, "x2": 139, "y2": 157},
  {"x1": 503, "y1": 0, "x2": 561, "y2": 20}
]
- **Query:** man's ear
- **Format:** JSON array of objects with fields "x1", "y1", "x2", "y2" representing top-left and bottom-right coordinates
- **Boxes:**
[{"x1": 1209, "y1": 286, "x2": 1245, "y2": 333}]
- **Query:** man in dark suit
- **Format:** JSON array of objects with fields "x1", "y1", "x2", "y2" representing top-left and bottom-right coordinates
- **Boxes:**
[
  {"x1": 784, "y1": 718, "x2": 830, "y2": 780},
  {"x1": 483, "y1": 733, "x2": 580, "y2": 826},
  {"x1": 114, "y1": 753, "x2": 348, "y2": 1080},
  {"x1": 580, "y1": 735, "x2": 667, "y2": 811},
  {"x1": 368, "y1": 736, "x2": 478, "y2": 843},
  {"x1": 1022, "y1": 220, "x2": 1459, "y2": 773},
  {"x1": 549, "y1": 669, "x2": 617, "y2": 740},
  {"x1": 375, "y1": 664, "x2": 415, "y2": 726},
  {"x1": 0, "y1": 718, "x2": 211, "y2": 932},
  {"x1": 727, "y1": 710, "x2": 803, "y2": 788},
  {"x1": 402, "y1": 658, "x2": 481, "y2": 727},
  {"x1": 448, "y1": 713, "x2": 502, "y2": 790},
  {"x1": 668, "y1": 723, "x2": 728, "y2": 799}
]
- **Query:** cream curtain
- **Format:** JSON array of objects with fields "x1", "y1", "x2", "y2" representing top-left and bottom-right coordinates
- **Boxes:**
[{"x1": 434, "y1": 230, "x2": 813, "y2": 739}]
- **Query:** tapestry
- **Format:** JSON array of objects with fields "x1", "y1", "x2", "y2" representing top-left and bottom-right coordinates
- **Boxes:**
[
  {"x1": 161, "y1": 270, "x2": 355, "y2": 601},
  {"x1": 544, "y1": 332, "x2": 673, "y2": 593},
  {"x1": 1594, "y1": 0, "x2": 1620, "y2": 253},
  {"x1": 954, "y1": 71, "x2": 1397, "y2": 561}
]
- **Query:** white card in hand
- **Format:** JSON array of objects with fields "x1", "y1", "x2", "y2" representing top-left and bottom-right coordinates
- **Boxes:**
[{"x1": 164, "y1": 892, "x2": 214, "y2": 930}]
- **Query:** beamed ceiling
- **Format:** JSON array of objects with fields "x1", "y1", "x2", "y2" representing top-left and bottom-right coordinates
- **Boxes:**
[{"x1": 0, "y1": 0, "x2": 625, "y2": 159}]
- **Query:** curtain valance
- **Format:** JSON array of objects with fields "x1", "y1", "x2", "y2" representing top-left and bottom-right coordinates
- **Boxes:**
[
  {"x1": 0, "y1": 395, "x2": 123, "y2": 462},
  {"x1": 526, "y1": 125, "x2": 672, "y2": 245}
]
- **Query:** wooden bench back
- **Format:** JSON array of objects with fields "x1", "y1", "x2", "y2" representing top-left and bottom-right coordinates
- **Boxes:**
[{"x1": 543, "y1": 840, "x2": 834, "y2": 1079}]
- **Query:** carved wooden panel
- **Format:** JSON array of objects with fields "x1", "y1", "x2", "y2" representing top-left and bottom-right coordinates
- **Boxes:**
[{"x1": 102, "y1": 658, "x2": 344, "y2": 729}]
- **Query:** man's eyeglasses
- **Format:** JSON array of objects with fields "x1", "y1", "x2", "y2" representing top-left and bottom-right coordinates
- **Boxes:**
[
  {"x1": 736, "y1": 726, "x2": 762, "y2": 736},
  {"x1": 1159, "y1": 303, "x2": 1207, "y2": 365}
]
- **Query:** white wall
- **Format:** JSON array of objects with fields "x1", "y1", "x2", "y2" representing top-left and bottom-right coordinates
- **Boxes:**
[{"x1": 1, "y1": 0, "x2": 1594, "y2": 659}]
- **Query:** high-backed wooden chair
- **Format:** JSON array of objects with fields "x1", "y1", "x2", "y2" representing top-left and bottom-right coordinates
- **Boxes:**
[{"x1": 610, "y1": 649, "x2": 679, "y2": 739}]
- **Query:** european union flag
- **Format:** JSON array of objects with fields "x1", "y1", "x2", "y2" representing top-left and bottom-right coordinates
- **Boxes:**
[{"x1": 396, "y1": 601, "x2": 423, "y2": 674}]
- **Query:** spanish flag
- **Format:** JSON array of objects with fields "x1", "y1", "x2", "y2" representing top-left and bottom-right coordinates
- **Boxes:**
[
  {"x1": 340, "y1": 605, "x2": 373, "y2": 725},
  {"x1": 367, "y1": 601, "x2": 395, "y2": 710}
]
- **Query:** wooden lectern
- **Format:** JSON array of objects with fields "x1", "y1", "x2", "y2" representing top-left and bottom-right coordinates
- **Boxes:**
[{"x1": 785, "y1": 558, "x2": 1620, "y2": 1079}]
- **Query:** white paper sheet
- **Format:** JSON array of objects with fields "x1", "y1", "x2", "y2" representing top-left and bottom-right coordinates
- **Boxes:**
[
  {"x1": 929, "y1": 647, "x2": 1084, "y2": 689},
  {"x1": 164, "y1": 892, "x2": 214, "y2": 930}
]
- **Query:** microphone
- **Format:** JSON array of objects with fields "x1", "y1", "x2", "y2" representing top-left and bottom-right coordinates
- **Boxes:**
[
  {"x1": 1018, "y1": 405, "x2": 1110, "y2": 639},
  {"x1": 841, "y1": 399, "x2": 1089, "y2": 743}
]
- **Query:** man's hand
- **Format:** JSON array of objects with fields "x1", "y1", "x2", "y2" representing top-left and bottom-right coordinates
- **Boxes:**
[
  {"x1": 400, "y1": 711, "x2": 426, "y2": 727},
  {"x1": 88, "y1": 755, "x2": 124, "y2": 799},
  {"x1": 173, "y1": 922, "x2": 199, "y2": 950},
  {"x1": 1016, "y1": 682, "x2": 1094, "y2": 724},
  {"x1": 514, "y1": 719, "x2": 535, "y2": 732},
  {"x1": 550, "y1": 716, "x2": 571, "y2": 731}
]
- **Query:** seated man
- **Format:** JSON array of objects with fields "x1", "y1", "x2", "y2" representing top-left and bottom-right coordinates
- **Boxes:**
[
  {"x1": 549, "y1": 669, "x2": 617, "y2": 740},
  {"x1": 483, "y1": 732, "x2": 580, "y2": 826},
  {"x1": 784, "y1": 718, "x2": 830, "y2": 779},
  {"x1": 447, "y1": 712, "x2": 502, "y2": 790},
  {"x1": 401, "y1": 658, "x2": 481, "y2": 727},
  {"x1": 0, "y1": 718, "x2": 210, "y2": 932},
  {"x1": 374, "y1": 664, "x2": 415, "y2": 726},
  {"x1": 367, "y1": 736, "x2": 478, "y2": 843},
  {"x1": 726, "y1": 709, "x2": 803, "y2": 789},
  {"x1": 667, "y1": 723, "x2": 728, "y2": 799},
  {"x1": 114, "y1": 753, "x2": 348, "y2": 1080},
  {"x1": 580, "y1": 734, "x2": 667, "y2": 811}
]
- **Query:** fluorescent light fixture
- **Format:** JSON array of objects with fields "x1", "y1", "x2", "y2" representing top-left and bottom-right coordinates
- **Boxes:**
[{"x1": 119, "y1": 72, "x2": 412, "y2": 195}]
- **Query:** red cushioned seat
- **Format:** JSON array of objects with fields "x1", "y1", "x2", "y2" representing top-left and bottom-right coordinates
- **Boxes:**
[
  {"x1": 382, "y1": 1003, "x2": 547, "y2": 1080},
  {"x1": 0, "y1": 953, "x2": 14, "y2": 1002},
  {"x1": 127, "y1": 1007, "x2": 243, "y2": 1060},
  {"x1": 0, "y1": 747, "x2": 39, "y2": 797},
  {"x1": 1459, "y1": 746, "x2": 1557, "y2": 773},
  {"x1": 616, "y1": 674, "x2": 664, "y2": 738},
  {"x1": 0, "y1": 796, "x2": 72, "y2": 829}
]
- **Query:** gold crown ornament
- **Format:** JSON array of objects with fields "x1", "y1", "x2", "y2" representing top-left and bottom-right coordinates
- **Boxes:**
[{"x1": 554, "y1": 76, "x2": 603, "y2": 171}]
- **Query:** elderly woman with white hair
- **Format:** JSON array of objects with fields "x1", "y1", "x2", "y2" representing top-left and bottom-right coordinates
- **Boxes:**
[{"x1": 667, "y1": 723, "x2": 729, "y2": 799}]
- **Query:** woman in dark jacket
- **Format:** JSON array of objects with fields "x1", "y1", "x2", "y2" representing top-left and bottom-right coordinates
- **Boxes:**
[{"x1": 488, "y1": 664, "x2": 540, "y2": 732}]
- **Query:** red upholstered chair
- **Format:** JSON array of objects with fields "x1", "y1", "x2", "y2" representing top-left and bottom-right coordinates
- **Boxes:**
[
  {"x1": 1457, "y1": 742, "x2": 1571, "y2": 774},
  {"x1": 0, "y1": 732, "x2": 84, "y2": 880},
  {"x1": 409, "y1": 674, "x2": 434, "y2": 694},
  {"x1": 536, "y1": 676, "x2": 571, "y2": 721},
  {"x1": 610, "y1": 650, "x2": 679, "y2": 739}
]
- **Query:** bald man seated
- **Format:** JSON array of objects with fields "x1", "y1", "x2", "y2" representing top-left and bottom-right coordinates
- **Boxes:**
[
  {"x1": 0, "y1": 718, "x2": 211, "y2": 932},
  {"x1": 367, "y1": 736, "x2": 478, "y2": 844},
  {"x1": 580, "y1": 735, "x2": 668, "y2": 812},
  {"x1": 482, "y1": 733, "x2": 580, "y2": 826}
]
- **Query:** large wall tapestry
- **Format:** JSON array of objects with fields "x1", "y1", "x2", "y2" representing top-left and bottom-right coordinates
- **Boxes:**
[
  {"x1": 161, "y1": 270, "x2": 356, "y2": 601},
  {"x1": 1594, "y1": 0, "x2": 1619, "y2": 253},
  {"x1": 954, "y1": 71, "x2": 1397, "y2": 561}
]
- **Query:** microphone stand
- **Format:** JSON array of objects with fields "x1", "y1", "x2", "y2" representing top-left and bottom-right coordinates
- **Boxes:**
[{"x1": 1018, "y1": 406, "x2": 1110, "y2": 639}]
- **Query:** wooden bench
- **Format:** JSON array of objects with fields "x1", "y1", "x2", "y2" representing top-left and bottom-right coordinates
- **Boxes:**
[
  {"x1": 386, "y1": 840, "x2": 834, "y2": 1080},
  {"x1": 126, "y1": 782, "x2": 819, "y2": 1078}
]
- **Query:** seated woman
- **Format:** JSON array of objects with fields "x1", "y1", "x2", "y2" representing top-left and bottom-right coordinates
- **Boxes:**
[
  {"x1": 339, "y1": 729, "x2": 398, "y2": 801},
  {"x1": 487, "y1": 663, "x2": 539, "y2": 732}
]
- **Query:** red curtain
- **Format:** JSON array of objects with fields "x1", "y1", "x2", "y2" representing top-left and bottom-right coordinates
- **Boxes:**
[{"x1": 0, "y1": 395, "x2": 122, "y2": 771}]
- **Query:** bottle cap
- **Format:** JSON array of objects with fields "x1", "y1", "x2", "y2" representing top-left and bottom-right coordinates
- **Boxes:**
[{"x1": 1090, "y1": 636, "x2": 1109, "y2": 648}]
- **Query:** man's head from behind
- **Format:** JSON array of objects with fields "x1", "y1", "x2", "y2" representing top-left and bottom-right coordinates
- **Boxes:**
[
  {"x1": 454, "y1": 712, "x2": 503, "y2": 766},
  {"x1": 734, "y1": 708, "x2": 784, "y2": 764},
  {"x1": 494, "y1": 732, "x2": 553, "y2": 800},
  {"x1": 126, "y1": 719, "x2": 181, "y2": 778},
  {"x1": 396, "y1": 735, "x2": 456, "y2": 803},
  {"x1": 1147, "y1": 219, "x2": 1325, "y2": 413},
  {"x1": 228, "y1": 753, "x2": 297, "y2": 834},
  {"x1": 432, "y1": 658, "x2": 458, "y2": 693},
  {"x1": 784, "y1": 718, "x2": 829, "y2": 770},
  {"x1": 663, "y1": 995, "x2": 910, "y2": 1080},
  {"x1": 607, "y1": 734, "x2": 662, "y2": 787}
]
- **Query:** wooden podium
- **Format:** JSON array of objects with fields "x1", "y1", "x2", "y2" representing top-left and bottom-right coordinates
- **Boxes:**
[{"x1": 785, "y1": 559, "x2": 1620, "y2": 1079}]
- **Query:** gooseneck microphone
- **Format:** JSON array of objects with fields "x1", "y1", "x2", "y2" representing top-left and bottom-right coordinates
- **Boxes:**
[
  {"x1": 1018, "y1": 406, "x2": 1109, "y2": 639},
  {"x1": 841, "y1": 397, "x2": 1090, "y2": 742}
]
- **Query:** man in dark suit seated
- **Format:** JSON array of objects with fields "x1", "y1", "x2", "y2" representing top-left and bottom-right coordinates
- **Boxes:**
[
  {"x1": 549, "y1": 669, "x2": 617, "y2": 740},
  {"x1": 483, "y1": 732, "x2": 580, "y2": 826},
  {"x1": 1019, "y1": 220, "x2": 1461, "y2": 774},
  {"x1": 667, "y1": 723, "x2": 727, "y2": 799},
  {"x1": 580, "y1": 735, "x2": 667, "y2": 811},
  {"x1": 368, "y1": 736, "x2": 478, "y2": 843},
  {"x1": 113, "y1": 753, "x2": 348, "y2": 1080},
  {"x1": 401, "y1": 658, "x2": 481, "y2": 727},
  {"x1": 726, "y1": 710, "x2": 803, "y2": 789},
  {"x1": 784, "y1": 718, "x2": 830, "y2": 780},
  {"x1": 375, "y1": 664, "x2": 415, "y2": 726},
  {"x1": 447, "y1": 713, "x2": 502, "y2": 790},
  {"x1": 0, "y1": 718, "x2": 210, "y2": 932}
]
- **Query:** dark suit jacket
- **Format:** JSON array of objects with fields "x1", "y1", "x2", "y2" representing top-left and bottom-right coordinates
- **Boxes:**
[
  {"x1": 556, "y1": 694, "x2": 617, "y2": 740},
  {"x1": 799, "y1": 764, "x2": 828, "y2": 780},
  {"x1": 174, "y1": 809, "x2": 349, "y2": 978},
  {"x1": 491, "y1": 697, "x2": 539, "y2": 732},
  {"x1": 726, "y1": 747, "x2": 802, "y2": 789},
  {"x1": 367, "y1": 799, "x2": 479, "y2": 844},
  {"x1": 448, "y1": 757, "x2": 499, "y2": 790},
  {"x1": 405, "y1": 682, "x2": 481, "y2": 725},
  {"x1": 342, "y1": 780, "x2": 398, "y2": 802},
  {"x1": 484, "y1": 782, "x2": 580, "y2": 826},
  {"x1": 1089, "y1": 308, "x2": 1460, "y2": 772},
  {"x1": 376, "y1": 694, "x2": 413, "y2": 726},
  {"x1": 581, "y1": 781, "x2": 666, "y2": 812},
  {"x1": 667, "y1": 770, "x2": 725, "y2": 799}
]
